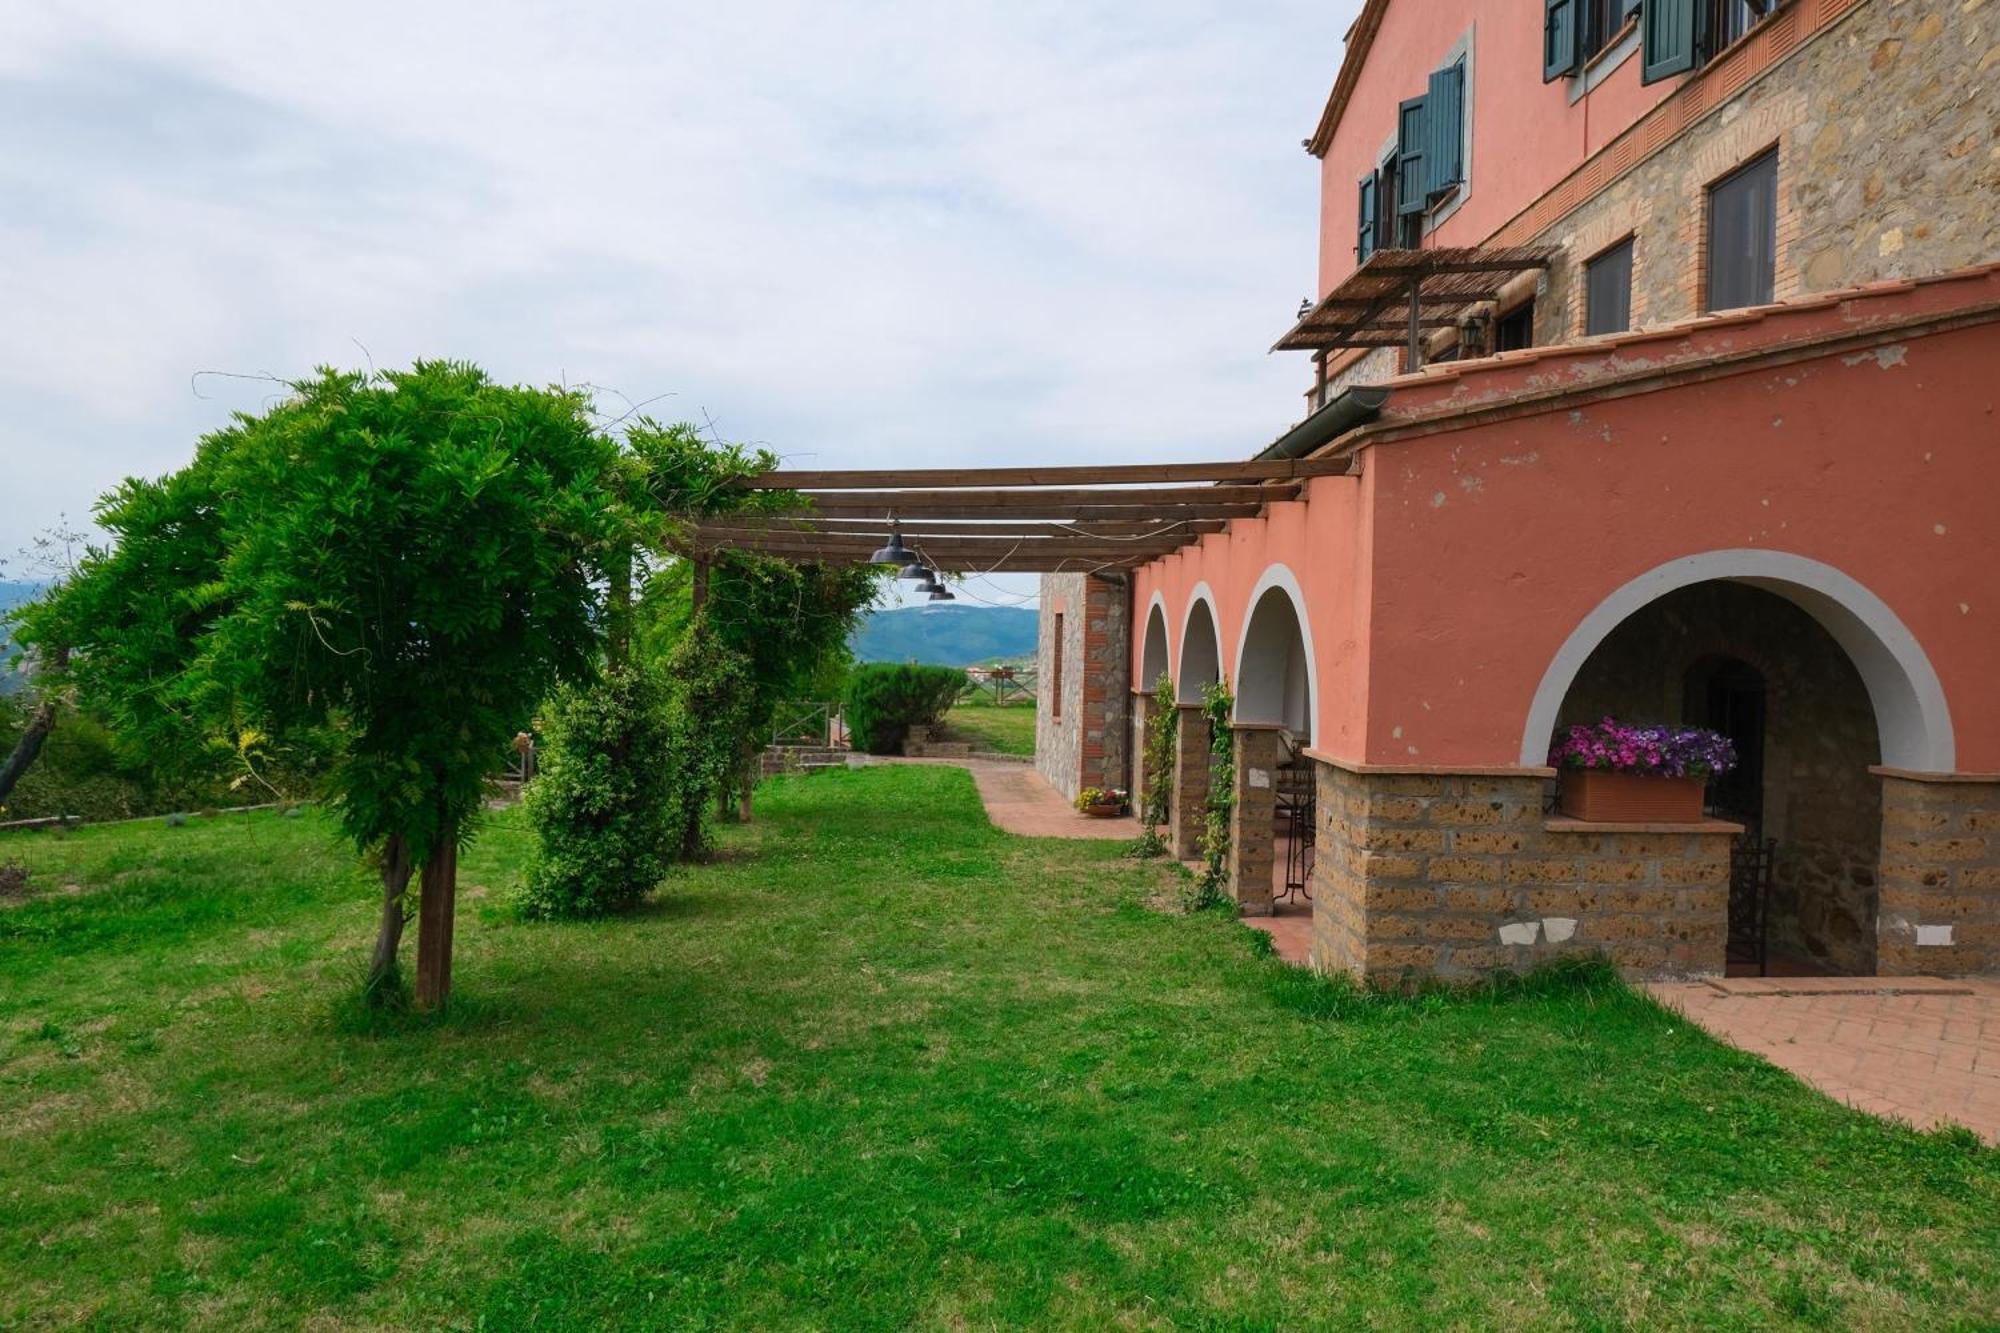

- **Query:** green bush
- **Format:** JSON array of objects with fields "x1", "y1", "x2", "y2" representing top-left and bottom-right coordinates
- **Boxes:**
[
  {"x1": 843, "y1": 664, "x2": 968, "y2": 755},
  {"x1": 519, "y1": 665, "x2": 680, "y2": 920}
]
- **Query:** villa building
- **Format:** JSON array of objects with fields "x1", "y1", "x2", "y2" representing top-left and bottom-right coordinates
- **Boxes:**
[{"x1": 1035, "y1": 0, "x2": 2000, "y2": 984}]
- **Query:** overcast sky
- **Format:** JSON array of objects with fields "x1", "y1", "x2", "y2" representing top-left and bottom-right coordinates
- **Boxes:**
[{"x1": 0, "y1": 1, "x2": 1359, "y2": 605}]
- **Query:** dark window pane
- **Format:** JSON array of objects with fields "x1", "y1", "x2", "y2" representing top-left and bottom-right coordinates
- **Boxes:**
[
  {"x1": 1585, "y1": 238, "x2": 1634, "y2": 335},
  {"x1": 1496, "y1": 300, "x2": 1536, "y2": 352},
  {"x1": 1707, "y1": 149, "x2": 1776, "y2": 310}
]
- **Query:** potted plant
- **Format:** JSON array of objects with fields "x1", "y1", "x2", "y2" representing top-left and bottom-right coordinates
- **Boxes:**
[
  {"x1": 1075, "y1": 786, "x2": 1129, "y2": 818},
  {"x1": 1549, "y1": 719, "x2": 1737, "y2": 823}
]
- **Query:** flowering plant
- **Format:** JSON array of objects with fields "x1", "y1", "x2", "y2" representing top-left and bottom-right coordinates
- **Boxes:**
[
  {"x1": 1076, "y1": 786, "x2": 1129, "y2": 812},
  {"x1": 1549, "y1": 718, "x2": 1737, "y2": 779}
]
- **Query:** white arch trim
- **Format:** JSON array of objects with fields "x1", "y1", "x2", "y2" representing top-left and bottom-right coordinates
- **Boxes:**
[
  {"x1": 1233, "y1": 563, "x2": 1320, "y2": 736},
  {"x1": 1177, "y1": 582, "x2": 1225, "y2": 703},
  {"x1": 1141, "y1": 591, "x2": 1171, "y2": 686},
  {"x1": 1520, "y1": 549, "x2": 1955, "y2": 771}
]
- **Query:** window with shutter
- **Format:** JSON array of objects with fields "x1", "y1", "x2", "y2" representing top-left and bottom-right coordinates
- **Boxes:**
[
  {"x1": 1356, "y1": 173, "x2": 1379, "y2": 261},
  {"x1": 1424, "y1": 61, "x2": 1464, "y2": 201},
  {"x1": 1706, "y1": 150, "x2": 1777, "y2": 310},
  {"x1": 1641, "y1": 0, "x2": 1698, "y2": 83},
  {"x1": 1585, "y1": 238, "x2": 1635, "y2": 335},
  {"x1": 1395, "y1": 97, "x2": 1427, "y2": 217},
  {"x1": 1544, "y1": 0, "x2": 1580, "y2": 81}
]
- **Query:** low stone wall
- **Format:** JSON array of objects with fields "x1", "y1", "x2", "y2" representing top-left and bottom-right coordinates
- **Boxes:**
[
  {"x1": 1878, "y1": 775, "x2": 2000, "y2": 977},
  {"x1": 1312, "y1": 763, "x2": 1733, "y2": 986},
  {"x1": 759, "y1": 745, "x2": 849, "y2": 778}
]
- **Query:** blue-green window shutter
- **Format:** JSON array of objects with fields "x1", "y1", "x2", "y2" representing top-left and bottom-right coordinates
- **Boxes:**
[
  {"x1": 1357, "y1": 172, "x2": 1378, "y2": 260},
  {"x1": 1396, "y1": 97, "x2": 1428, "y2": 217},
  {"x1": 1641, "y1": 0, "x2": 1698, "y2": 83},
  {"x1": 1424, "y1": 61, "x2": 1464, "y2": 199},
  {"x1": 1544, "y1": 0, "x2": 1579, "y2": 81}
]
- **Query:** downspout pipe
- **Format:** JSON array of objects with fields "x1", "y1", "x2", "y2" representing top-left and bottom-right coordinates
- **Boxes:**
[{"x1": 1255, "y1": 384, "x2": 1390, "y2": 462}]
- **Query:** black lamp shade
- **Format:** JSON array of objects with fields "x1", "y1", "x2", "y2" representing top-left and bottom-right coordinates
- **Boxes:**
[{"x1": 869, "y1": 521, "x2": 912, "y2": 566}]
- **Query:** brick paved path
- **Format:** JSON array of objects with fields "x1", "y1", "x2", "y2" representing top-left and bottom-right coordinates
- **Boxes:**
[
  {"x1": 878, "y1": 756, "x2": 1138, "y2": 840},
  {"x1": 1647, "y1": 976, "x2": 2000, "y2": 1142}
]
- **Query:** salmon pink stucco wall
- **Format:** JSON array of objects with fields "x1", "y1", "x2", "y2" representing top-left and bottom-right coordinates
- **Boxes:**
[
  {"x1": 1361, "y1": 316, "x2": 2000, "y2": 773},
  {"x1": 1316, "y1": 0, "x2": 1675, "y2": 296},
  {"x1": 1129, "y1": 475, "x2": 1374, "y2": 761}
]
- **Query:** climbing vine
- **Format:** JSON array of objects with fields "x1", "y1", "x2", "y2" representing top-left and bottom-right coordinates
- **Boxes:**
[
  {"x1": 1128, "y1": 673, "x2": 1178, "y2": 859},
  {"x1": 1192, "y1": 679, "x2": 1235, "y2": 909}
]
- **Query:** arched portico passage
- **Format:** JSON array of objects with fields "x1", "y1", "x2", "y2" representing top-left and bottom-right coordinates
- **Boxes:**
[
  {"x1": 1177, "y1": 588, "x2": 1223, "y2": 704},
  {"x1": 1168, "y1": 587, "x2": 1225, "y2": 860},
  {"x1": 1140, "y1": 596, "x2": 1172, "y2": 695},
  {"x1": 1531, "y1": 552, "x2": 1951, "y2": 977},
  {"x1": 1132, "y1": 598, "x2": 1174, "y2": 832},
  {"x1": 1227, "y1": 568, "x2": 1319, "y2": 918}
]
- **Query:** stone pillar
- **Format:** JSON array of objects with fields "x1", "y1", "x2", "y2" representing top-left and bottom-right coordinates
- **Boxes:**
[
  {"x1": 1228, "y1": 725, "x2": 1283, "y2": 916},
  {"x1": 1877, "y1": 775, "x2": 2000, "y2": 977},
  {"x1": 1034, "y1": 573, "x2": 1131, "y2": 801},
  {"x1": 1311, "y1": 760, "x2": 1734, "y2": 987},
  {"x1": 1169, "y1": 704, "x2": 1210, "y2": 861}
]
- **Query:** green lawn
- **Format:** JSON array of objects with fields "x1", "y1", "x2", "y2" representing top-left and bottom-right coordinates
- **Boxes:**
[
  {"x1": 938, "y1": 693, "x2": 1037, "y2": 756},
  {"x1": 2, "y1": 767, "x2": 1996, "y2": 1329}
]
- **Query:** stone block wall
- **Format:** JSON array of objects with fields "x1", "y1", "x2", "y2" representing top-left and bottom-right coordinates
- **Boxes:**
[
  {"x1": 1034, "y1": 574, "x2": 1130, "y2": 801},
  {"x1": 1530, "y1": 0, "x2": 2000, "y2": 346},
  {"x1": 1878, "y1": 776, "x2": 2000, "y2": 977},
  {"x1": 1169, "y1": 706, "x2": 1211, "y2": 861},
  {"x1": 1313, "y1": 764, "x2": 1732, "y2": 985},
  {"x1": 1228, "y1": 727, "x2": 1282, "y2": 916}
]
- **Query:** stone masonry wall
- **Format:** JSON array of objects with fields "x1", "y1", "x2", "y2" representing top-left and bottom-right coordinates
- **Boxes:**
[
  {"x1": 1169, "y1": 706, "x2": 1211, "y2": 861},
  {"x1": 1034, "y1": 573, "x2": 1130, "y2": 802},
  {"x1": 1878, "y1": 777, "x2": 2000, "y2": 977},
  {"x1": 1532, "y1": 0, "x2": 2000, "y2": 345},
  {"x1": 1313, "y1": 765, "x2": 1732, "y2": 986},
  {"x1": 1228, "y1": 727, "x2": 1282, "y2": 916}
]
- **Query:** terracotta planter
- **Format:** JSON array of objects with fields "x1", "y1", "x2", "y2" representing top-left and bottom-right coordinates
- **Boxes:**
[
  {"x1": 1557, "y1": 769, "x2": 1706, "y2": 823},
  {"x1": 1082, "y1": 803, "x2": 1125, "y2": 819}
]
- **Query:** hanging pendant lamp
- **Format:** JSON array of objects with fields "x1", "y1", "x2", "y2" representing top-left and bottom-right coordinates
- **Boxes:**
[{"x1": 869, "y1": 519, "x2": 912, "y2": 567}]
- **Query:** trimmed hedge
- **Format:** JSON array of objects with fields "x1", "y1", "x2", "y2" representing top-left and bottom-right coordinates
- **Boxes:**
[{"x1": 844, "y1": 664, "x2": 967, "y2": 755}]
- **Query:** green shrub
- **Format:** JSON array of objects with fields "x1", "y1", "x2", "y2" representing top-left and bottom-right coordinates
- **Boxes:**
[
  {"x1": 519, "y1": 665, "x2": 680, "y2": 920},
  {"x1": 844, "y1": 664, "x2": 968, "y2": 755}
]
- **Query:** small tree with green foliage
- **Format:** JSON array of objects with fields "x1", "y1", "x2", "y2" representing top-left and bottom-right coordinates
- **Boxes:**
[{"x1": 26, "y1": 362, "x2": 619, "y2": 1008}]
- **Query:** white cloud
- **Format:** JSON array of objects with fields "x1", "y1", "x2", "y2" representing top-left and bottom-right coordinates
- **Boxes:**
[{"x1": 0, "y1": 0, "x2": 1360, "y2": 604}]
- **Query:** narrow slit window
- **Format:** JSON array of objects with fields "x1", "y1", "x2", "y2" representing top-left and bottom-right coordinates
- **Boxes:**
[{"x1": 1051, "y1": 613, "x2": 1064, "y2": 719}]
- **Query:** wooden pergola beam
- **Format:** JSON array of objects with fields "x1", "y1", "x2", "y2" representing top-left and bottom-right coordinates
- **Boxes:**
[
  {"x1": 780, "y1": 501, "x2": 1268, "y2": 521},
  {"x1": 784, "y1": 483, "x2": 1297, "y2": 510},
  {"x1": 703, "y1": 517, "x2": 1227, "y2": 538},
  {"x1": 740, "y1": 458, "x2": 1348, "y2": 490}
]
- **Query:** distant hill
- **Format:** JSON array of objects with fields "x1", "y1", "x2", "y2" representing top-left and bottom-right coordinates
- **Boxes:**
[{"x1": 851, "y1": 604, "x2": 1038, "y2": 667}]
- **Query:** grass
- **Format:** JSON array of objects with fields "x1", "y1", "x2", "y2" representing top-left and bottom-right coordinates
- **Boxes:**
[
  {"x1": 937, "y1": 692, "x2": 1037, "y2": 756},
  {"x1": 1, "y1": 767, "x2": 1996, "y2": 1329}
]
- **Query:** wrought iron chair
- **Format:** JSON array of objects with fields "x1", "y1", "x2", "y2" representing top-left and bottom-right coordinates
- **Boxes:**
[{"x1": 1274, "y1": 736, "x2": 1316, "y2": 904}]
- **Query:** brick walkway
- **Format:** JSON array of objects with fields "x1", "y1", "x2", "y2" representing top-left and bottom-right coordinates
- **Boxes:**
[
  {"x1": 1647, "y1": 976, "x2": 2000, "y2": 1142},
  {"x1": 879, "y1": 756, "x2": 1138, "y2": 840}
]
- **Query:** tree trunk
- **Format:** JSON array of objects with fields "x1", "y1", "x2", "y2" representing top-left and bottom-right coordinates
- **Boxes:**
[
  {"x1": 691, "y1": 559, "x2": 710, "y2": 615},
  {"x1": 606, "y1": 544, "x2": 634, "y2": 669},
  {"x1": 366, "y1": 833, "x2": 414, "y2": 1000},
  {"x1": 0, "y1": 698, "x2": 57, "y2": 810},
  {"x1": 414, "y1": 829, "x2": 459, "y2": 1010},
  {"x1": 0, "y1": 647, "x2": 68, "y2": 810},
  {"x1": 737, "y1": 741, "x2": 755, "y2": 823}
]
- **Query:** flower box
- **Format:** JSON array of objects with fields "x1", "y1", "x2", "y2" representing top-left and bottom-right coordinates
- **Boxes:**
[
  {"x1": 1557, "y1": 769, "x2": 1706, "y2": 823},
  {"x1": 1548, "y1": 718, "x2": 1735, "y2": 825},
  {"x1": 1076, "y1": 786, "x2": 1129, "y2": 818},
  {"x1": 1082, "y1": 802, "x2": 1125, "y2": 818}
]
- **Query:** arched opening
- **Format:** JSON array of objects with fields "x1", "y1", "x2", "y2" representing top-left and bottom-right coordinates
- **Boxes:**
[
  {"x1": 1233, "y1": 571, "x2": 1320, "y2": 919},
  {"x1": 1140, "y1": 601, "x2": 1171, "y2": 695},
  {"x1": 1236, "y1": 583, "x2": 1314, "y2": 743},
  {"x1": 1178, "y1": 596, "x2": 1222, "y2": 705},
  {"x1": 1551, "y1": 581, "x2": 1885, "y2": 975}
]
